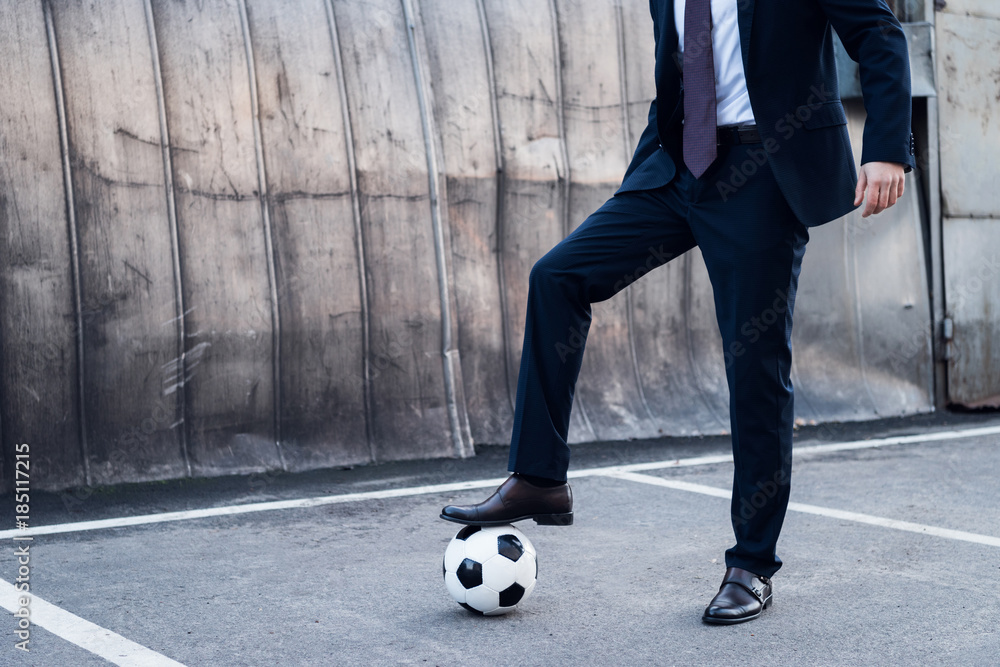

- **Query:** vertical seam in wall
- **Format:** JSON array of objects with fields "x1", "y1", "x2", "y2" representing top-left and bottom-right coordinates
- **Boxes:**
[
  {"x1": 401, "y1": 0, "x2": 471, "y2": 458},
  {"x1": 324, "y1": 0, "x2": 375, "y2": 463},
  {"x1": 144, "y1": 0, "x2": 191, "y2": 477},
  {"x1": 44, "y1": 0, "x2": 90, "y2": 487},
  {"x1": 615, "y1": 2, "x2": 635, "y2": 158},
  {"x1": 846, "y1": 218, "x2": 879, "y2": 415},
  {"x1": 549, "y1": 0, "x2": 572, "y2": 241},
  {"x1": 615, "y1": 1, "x2": 657, "y2": 427},
  {"x1": 237, "y1": 0, "x2": 286, "y2": 471},
  {"x1": 789, "y1": 334, "x2": 819, "y2": 420},
  {"x1": 925, "y1": 6, "x2": 947, "y2": 407},
  {"x1": 549, "y1": 0, "x2": 596, "y2": 441},
  {"x1": 476, "y1": 0, "x2": 517, "y2": 417}
]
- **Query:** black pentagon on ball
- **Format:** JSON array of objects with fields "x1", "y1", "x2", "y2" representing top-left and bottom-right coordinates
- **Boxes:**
[
  {"x1": 455, "y1": 525, "x2": 481, "y2": 541},
  {"x1": 496, "y1": 534, "x2": 524, "y2": 562},
  {"x1": 456, "y1": 558, "x2": 483, "y2": 589},
  {"x1": 498, "y1": 582, "x2": 526, "y2": 607}
]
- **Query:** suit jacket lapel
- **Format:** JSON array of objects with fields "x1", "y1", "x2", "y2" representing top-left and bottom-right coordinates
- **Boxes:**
[
  {"x1": 657, "y1": 0, "x2": 680, "y2": 88},
  {"x1": 737, "y1": 0, "x2": 755, "y2": 72},
  {"x1": 663, "y1": 0, "x2": 678, "y2": 55}
]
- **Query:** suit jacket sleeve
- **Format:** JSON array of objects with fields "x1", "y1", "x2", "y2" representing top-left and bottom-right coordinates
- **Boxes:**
[{"x1": 816, "y1": 0, "x2": 915, "y2": 170}]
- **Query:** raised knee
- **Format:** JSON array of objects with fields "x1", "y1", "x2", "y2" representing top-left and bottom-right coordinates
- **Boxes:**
[{"x1": 529, "y1": 252, "x2": 563, "y2": 288}]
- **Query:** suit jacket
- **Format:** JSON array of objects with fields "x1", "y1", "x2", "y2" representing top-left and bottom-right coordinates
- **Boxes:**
[{"x1": 618, "y1": 0, "x2": 916, "y2": 227}]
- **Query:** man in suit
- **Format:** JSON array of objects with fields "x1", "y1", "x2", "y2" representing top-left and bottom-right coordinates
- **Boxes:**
[{"x1": 442, "y1": 0, "x2": 915, "y2": 624}]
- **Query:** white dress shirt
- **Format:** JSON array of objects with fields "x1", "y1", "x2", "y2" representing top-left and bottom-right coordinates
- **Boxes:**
[{"x1": 674, "y1": 0, "x2": 756, "y2": 126}]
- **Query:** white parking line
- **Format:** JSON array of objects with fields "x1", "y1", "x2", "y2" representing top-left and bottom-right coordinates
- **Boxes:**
[
  {"x1": 0, "y1": 424, "x2": 996, "y2": 541},
  {"x1": 571, "y1": 424, "x2": 1000, "y2": 476},
  {"x1": 0, "y1": 578, "x2": 186, "y2": 666},
  {"x1": 0, "y1": 477, "x2": 509, "y2": 539},
  {"x1": 602, "y1": 470, "x2": 1000, "y2": 548}
]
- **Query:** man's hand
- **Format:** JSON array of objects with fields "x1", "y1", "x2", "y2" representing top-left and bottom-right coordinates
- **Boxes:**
[{"x1": 854, "y1": 161, "x2": 906, "y2": 218}]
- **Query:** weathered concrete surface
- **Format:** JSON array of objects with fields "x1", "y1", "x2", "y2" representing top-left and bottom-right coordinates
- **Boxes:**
[
  {"x1": 245, "y1": 0, "x2": 370, "y2": 471},
  {"x1": 943, "y1": 219, "x2": 1000, "y2": 407},
  {"x1": 936, "y1": 6, "x2": 1000, "y2": 407},
  {"x1": 51, "y1": 0, "x2": 185, "y2": 486},
  {"x1": 0, "y1": 3, "x2": 84, "y2": 490},
  {"x1": 0, "y1": 0, "x2": 949, "y2": 490}
]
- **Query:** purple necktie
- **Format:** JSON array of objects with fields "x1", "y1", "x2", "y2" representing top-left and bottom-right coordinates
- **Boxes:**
[{"x1": 683, "y1": 0, "x2": 717, "y2": 178}]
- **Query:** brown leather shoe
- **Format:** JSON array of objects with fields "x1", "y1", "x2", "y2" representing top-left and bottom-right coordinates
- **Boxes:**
[
  {"x1": 440, "y1": 474, "x2": 573, "y2": 526},
  {"x1": 702, "y1": 567, "x2": 773, "y2": 625}
]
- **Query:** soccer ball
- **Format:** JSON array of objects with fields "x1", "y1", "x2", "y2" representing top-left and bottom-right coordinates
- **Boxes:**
[{"x1": 442, "y1": 524, "x2": 538, "y2": 616}]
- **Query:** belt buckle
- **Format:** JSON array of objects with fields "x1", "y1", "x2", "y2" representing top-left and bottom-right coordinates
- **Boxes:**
[
  {"x1": 736, "y1": 125, "x2": 759, "y2": 144},
  {"x1": 716, "y1": 126, "x2": 734, "y2": 146}
]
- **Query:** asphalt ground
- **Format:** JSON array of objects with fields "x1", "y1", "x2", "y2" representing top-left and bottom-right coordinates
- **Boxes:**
[{"x1": 2, "y1": 411, "x2": 999, "y2": 666}]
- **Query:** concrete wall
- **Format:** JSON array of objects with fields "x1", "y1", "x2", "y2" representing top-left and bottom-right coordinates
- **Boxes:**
[
  {"x1": 0, "y1": 0, "x2": 934, "y2": 491},
  {"x1": 936, "y1": 0, "x2": 1000, "y2": 407}
]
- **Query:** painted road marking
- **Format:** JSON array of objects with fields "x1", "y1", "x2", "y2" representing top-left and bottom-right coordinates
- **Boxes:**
[
  {"x1": 573, "y1": 424, "x2": 1000, "y2": 476},
  {"x1": 0, "y1": 477, "x2": 509, "y2": 539},
  {"x1": 0, "y1": 578, "x2": 186, "y2": 666},
  {"x1": 1, "y1": 424, "x2": 997, "y2": 541},
  {"x1": 602, "y1": 470, "x2": 1000, "y2": 548}
]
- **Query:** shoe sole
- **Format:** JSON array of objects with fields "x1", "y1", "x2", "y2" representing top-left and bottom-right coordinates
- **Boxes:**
[
  {"x1": 701, "y1": 595, "x2": 772, "y2": 625},
  {"x1": 439, "y1": 512, "x2": 574, "y2": 527}
]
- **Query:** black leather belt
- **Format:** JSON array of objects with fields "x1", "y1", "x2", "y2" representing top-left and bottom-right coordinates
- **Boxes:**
[{"x1": 717, "y1": 124, "x2": 761, "y2": 145}]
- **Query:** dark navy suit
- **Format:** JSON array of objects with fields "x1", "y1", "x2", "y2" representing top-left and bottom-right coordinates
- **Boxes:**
[{"x1": 507, "y1": 0, "x2": 914, "y2": 578}]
